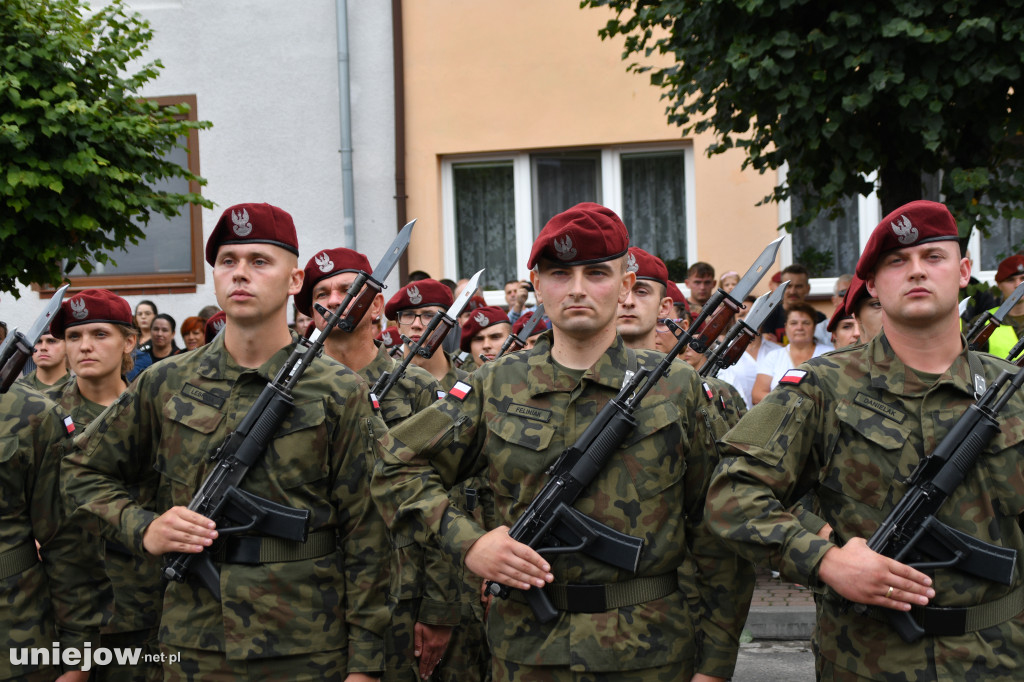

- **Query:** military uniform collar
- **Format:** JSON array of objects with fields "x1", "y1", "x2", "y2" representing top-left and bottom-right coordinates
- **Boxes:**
[
  {"x1": 867, "y1": 332, "x2": 976, "y2": 398},
  {"x1": 196, "y1": 330, "x2": 299, "y2": 382},
  {"x1": 524, "y1": 330, "x2": 631, "y2": 397}
]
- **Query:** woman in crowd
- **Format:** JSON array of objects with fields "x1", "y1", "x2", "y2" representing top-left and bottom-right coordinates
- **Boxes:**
[
  {"x1": 751, "y1": 302, "x2": 832, "y2": 404},
  {"x1": 133, "y1": 299, "x2": 157, "y2": 351},
  {"x1": 179, "y1": 315, "x2": 206, "y2": 351},
  {"x1": 148, "y1": 313, "x2": 182, "y2": 363}
]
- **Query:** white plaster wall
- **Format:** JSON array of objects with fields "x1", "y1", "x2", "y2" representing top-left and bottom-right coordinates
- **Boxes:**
[{"x1": 3, "y1": 0, "x2": 398, "y2": 334}]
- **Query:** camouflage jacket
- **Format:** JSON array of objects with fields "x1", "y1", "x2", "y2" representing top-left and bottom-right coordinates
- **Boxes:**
[
  {"x1": 63, "y1": 333, "x2": 391, "y2": 670},
  {"x1": 357, "y1": 343, "x2": 460, "y2": 626},
  {"x1": 372, "y1": 331, "x2": 753, "y2": 676},
  {"x1": 0, "y1": 384, "x2": 104, "y2": 679},
  {"x1": 707, "y1": 333, "x2": 1024, "y2": 681},
  {"x1": 439, "y1": 351, "x2": 469, "y2": 393},
  {"x1": 51, "y1": 379, "x2": 163, "y2": 635},
  {"x1": 17, "y1": 368, "x2": 72, "y2": 393}
]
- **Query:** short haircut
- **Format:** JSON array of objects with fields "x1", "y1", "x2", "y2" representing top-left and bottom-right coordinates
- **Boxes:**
[
  {"x1": 686, "y1": 262, "x2": 715, "y2": 279},
  {"x1": 785, "y1": 301, "x2": 818, "y2": 324},
  {"x1": 407, "y1": 270, "x2": 432, "y2": 282},
  {"x1": 504, "y1": 279, "x2": 521, "y2": 288},
  {"x1": 153, "y1": 313, "x2": 177, "y2": 333},
  {"x1": 781, "y1": 263, "x2": 810, "y2": 278}
]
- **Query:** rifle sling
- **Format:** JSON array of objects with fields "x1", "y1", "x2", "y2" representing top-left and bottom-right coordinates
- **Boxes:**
[
  {"x1": 863, "y1": 582, "x2": 1024, "y2": 636},
  {"x1": 0, "y1": 540, "x2": 38, "y2": 580},
  {"x1": 211, "y1": 528, "x2": 337, "y2": 565},
  {"x1": 512, "y1": 572, "x2": 677, "y2": 613}
]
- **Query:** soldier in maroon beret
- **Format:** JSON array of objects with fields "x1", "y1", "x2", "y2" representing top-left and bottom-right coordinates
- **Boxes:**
[
  {"x1": 385, "y1": 279, "x2": 467, "y2": 391},
  {"x1": 460, "y1": 306, "x2": 511, "y2": 369},
  {"x1": 509, "y1": 310, "x2": 550, "y2": 351},
  {"x1": 966, "y1": 253, "x2": 1024, "y2": 357},
  {"x1": 203, "y1": 310, "x2": 226, "y2": 344},
  {"x1": 617, "y1": 247, "x2": 674, "y2": 351}
]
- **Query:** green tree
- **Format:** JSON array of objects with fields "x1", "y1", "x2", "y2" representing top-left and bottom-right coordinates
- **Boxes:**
[
  {"x1": 0, "y1": 0, "x2": 211, "y2": 296},
  {"x1": 582, "y1": 0, "x2": 1024, "y2": 233}
]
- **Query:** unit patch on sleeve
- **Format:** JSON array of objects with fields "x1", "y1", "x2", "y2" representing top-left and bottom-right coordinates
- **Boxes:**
[
  {"x1": 778, "y1": 369, "x2": 808, "y2": 386},
  {"x1": 448, "y1": 381, "x2": 472, "y2": 401},
  {"x1": 63, "y1": 415, "x2": 75, "y2": 435}
]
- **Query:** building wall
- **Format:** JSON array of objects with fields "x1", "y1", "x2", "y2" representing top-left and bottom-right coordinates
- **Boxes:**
[{"x1": 399, "y1": 0, "x2": 781, "y2": 287}]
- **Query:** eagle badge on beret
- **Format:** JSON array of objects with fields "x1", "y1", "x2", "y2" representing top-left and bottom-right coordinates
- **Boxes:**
[
  {"x1": 891, "y1": 215, "x2": 918, "y2": 245},
  {"x1": 315, "y1": 252, "x2": 334, "y2": 273},
  {"x1": 554, "y1": 235, "x2": 578, "y2": 261},
  {"x1": 408, "y1": 285, "x2": 422, "y2": 305}
]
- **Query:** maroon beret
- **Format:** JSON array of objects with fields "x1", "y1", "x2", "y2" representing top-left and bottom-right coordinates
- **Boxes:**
[
  {"x1": 527, "y1": 202, "x2": 630, "y2": 269},
  {"x1": 459, "y1": 306, "x2": 510, "y2": 352},
  {"x1": 377, "y1": 325, "x2": 402, "y2": 349},
  {"x1": 511, "y1": 310, "x2": 550, "y2": 338},
  {"x1": 294, "y1": 247, "x2": 373, "y2": 316},
  {"x1": 50, "y1": 289, "x2": 133, "y2": 339},
  {"x1": 826, "y1": 301, "x2": 853, "y2": 333},
  {"x1": 995, "y1": 254, "x2": 1024, "y2": 283},
  {"x1": 205, "y1": 203, "x2": 299, "y2": 266},
  {"x1": 843, "y1": 275, "x2": 872, "y2": 318},
  {"x1": 464, "y1": 295, "x2": 487, "y2": 314},
  {"x1": 384, "y1": 279, "x2": 454, "y2": 321},
  {"x1": 666, "y1": 280, "x2": 691, "y2": 317},
  {"x1": 204, "y1": 310, "x2": 227, "y2": 344},
  {"x1": 626, "y1": 247, "x2": 668, "y2": 288},
  {"x1": 855, "y1": 200, "x2": 959, "y2": 279},
  {"x1": 770, "y1": 271, "x2": 783, "y2": 284}
]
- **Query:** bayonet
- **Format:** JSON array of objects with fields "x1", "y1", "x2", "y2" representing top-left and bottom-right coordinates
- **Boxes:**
[
  {"x1": 700, "y1": 283, "x2": 788, "y2": 378},
  {"x1": 965, "y1": 280, "x2": 1024, "y2": 350},
  {"x1": 1, "y1": 284, "x2": 70, "y2": 394},
  {"x1": 495, "y1": 303, "x2": 546, "y2": 359}
]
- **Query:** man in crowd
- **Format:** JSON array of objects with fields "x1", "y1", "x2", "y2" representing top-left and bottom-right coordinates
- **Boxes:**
[
  {"x1": 503, "y1": 279, "x2": 530, "y2": 324},
  {"x1": 460, "y1": 306, "x2": 511, "y2": 370},
  {"x1": 707, "y1": 200, "x2": 1024, "y2": 680},
  {"x1": 18, "y1": 332, "x2": 71, "y2": 392},
  {"x1": 372, "y1": 202, "x2": 752, "y2": 681},
  {"x1": 760, "y1": 263, "x2": 827, "y2": 343},
  {"x1": 63, "y1": 202, "x2": 390, "y2": 681},
  {"x1": 684, "y1": 261, "x2": 716, "y2": 318}
]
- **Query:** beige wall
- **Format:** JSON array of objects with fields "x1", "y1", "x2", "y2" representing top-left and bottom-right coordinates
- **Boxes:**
[{"x1": 401, "y1": 0, "x2": 781, "y2": 290}]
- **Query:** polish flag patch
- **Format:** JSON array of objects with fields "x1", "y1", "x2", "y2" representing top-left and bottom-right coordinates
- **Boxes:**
[
  {"x1": 63, "y1": 415, "x2": 75, "y2": 435},
  {"x1": 369, "y1": 393, "x2": 380, "y2": 410},
  {"x1": 448, "y1": 381, "x2": 472, "y2": 401},
  {"x1": 779, "y1": 369, "x2": 808, "y2": 385},
  {"x1": 436, "y1": 390, "x2": 446, "y2": 400},
  {"x1": 702, "y1": 382, "x2": 714, "y2": 401}
]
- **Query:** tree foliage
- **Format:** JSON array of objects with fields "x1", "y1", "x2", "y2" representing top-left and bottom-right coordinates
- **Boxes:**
[
  {"x1": 0, "y1": 0, "x2": 211, "y2": 296},
  {"x1": 582, "y1": 0, "x2": 1024, "y2": 233}
]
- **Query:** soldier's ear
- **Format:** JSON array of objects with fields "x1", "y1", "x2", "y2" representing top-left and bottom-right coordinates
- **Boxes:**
[
  {"x1": 619, "y1": 270, "x2": 636, "y2": 304},
  {"x1": 288, "y1": 267, "x2": 304, "y2": 296}
]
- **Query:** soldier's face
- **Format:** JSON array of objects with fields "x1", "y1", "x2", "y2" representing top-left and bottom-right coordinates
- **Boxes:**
[
  {"x1": 531, "y1": 258, "x2": 634, "y2": 339},
  {"x1": 867, "y1": 242, "x2": 969, "y2": 329},
  {"x1": 617, "y1": 279, "x2": 670, "y2": 342},
  {"x1": 310, "y1": 271, "x2": 382, "y2": 335},
  {"x1": 33, "y1": 334, "x2": 66, "y2": 370},
  {"x1": 831, "y1": 317, "x2": 861, "y2": 348},
  {"x1": 471, "y1": 323, "x2": 511, "y2": 367},
  {"x1": 396, "y1": 305, "x2": 445, "y2": 344},
  {"x1": 997, "y1": 271, "x2": 1024, "y2": 300},
  {"x1": 854, "y1": 297, "x2": 884, "y2": 340},
  {"x1": 65, "y1": 323, "x2": 134, "y2": 380},
  {"x1": 213, "y1": 244, "x2": 303, "y2": 326}
]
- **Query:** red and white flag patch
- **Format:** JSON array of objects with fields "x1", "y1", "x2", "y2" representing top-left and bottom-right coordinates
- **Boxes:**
[
  {"x1": 779, "y1": 369, "x2": 808, "y2": 385},
  {"x1": 448, "y1": 381, "x2": 472, "y2": 401},
  {"x1": 63, "y1": 415, "x2": 75, "y2": 435},
  {"x1": 369, "y1": 393, "x2": 381, "y2": 410}
]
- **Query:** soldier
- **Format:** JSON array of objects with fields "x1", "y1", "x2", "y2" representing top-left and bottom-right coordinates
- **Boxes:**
[
  {"x1": 49, "y1": 288, "x2": 163, "y2": 682},
  {"x1": 385, "y1": 279, "x2": 468, "y2": 391},
  {"x1": 18, "y1": 331, "x2": 71, "y2": 391},
  {"x1": 372, "y1": 202, "x2": 753, "y2": 681},
  {"x1": 508, "y1": 310, "x2": 549, "y2": 352},
  {"x1": 294, "y1": 246, "x2": 459, "y2": 682},
  {"x1": 968, "y1": 253, "x2": 1024, "y2": 358},
  {"x1": 706, "y1": 199, "x2": 1024, "y2": 680},
  {"x1": 460, "y1": 306, "x2": 511, "y2": 370},
  {"x1": 62, "y1": 203, "x2": 390, "y2": 681}
]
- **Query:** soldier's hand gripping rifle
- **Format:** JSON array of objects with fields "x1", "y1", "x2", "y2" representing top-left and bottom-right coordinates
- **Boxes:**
[
  {"x1": 163, "y1": 220, "x2": 415, "y2": 598},
  {"x1": 860, "y1": 364, "x2": 1024, "y2": 643},
  {"x1": 699, "y1": 283, "x2": 787, "y2": 379},
  {"x1": 371, "y1": 268, "x2": 485, "y2": 403},
  {"x1": 485, "y1": 236, "x2": 784, "y2": 623},
  {"x1": 964, "y1": 280, "x2": 1024, "y2": 350},
  {"x1": 0, "y1": 284, "x2": 69, "y2": 394},
  {"x1": 494, "y1": 303, "x2": 546, "y2": 360}
]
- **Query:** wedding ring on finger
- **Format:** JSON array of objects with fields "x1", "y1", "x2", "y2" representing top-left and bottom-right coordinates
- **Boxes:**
[{"x1": 886, "y1": 585, "x2": 894, "y2": 599}]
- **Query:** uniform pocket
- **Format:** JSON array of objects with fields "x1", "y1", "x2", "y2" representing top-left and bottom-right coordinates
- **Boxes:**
[
  {"x1": 158, "y1": 396, "x2": 225, "y2": 489},
  {"x1": 620, "y1": 400, "x2": 685, "y2": 500},
  {"x1": 485, "y1": 413, "x2": 558, "y2": 501},
  {"x1": 264, "y1": 398, "x2": 329, "y2": 489}
]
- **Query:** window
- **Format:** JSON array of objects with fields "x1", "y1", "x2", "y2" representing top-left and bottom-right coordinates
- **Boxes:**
[
  {"x1": 789, "y1": 189, "x2": 861, "y2": 278},
  {"x1": 442, "y1": 145, "x2": 694, "y2": 287},
  {"x1": 45, "y1": 94, "x2": 205, "y2": 295}
]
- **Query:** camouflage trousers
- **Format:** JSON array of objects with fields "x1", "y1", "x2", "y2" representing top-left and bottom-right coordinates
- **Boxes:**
[
  {"x1": 159, "y1": 644, "x2": 347, "y2": 682},
  {"x1": 437, "y1": 599, "x2": 490, "y2": 682},
  {"x1": 491, "y1": 659, "x2": 690, "y2": 681},
  {"x1": 385, "y1": 597, "x2": 436, "y2": 682},
  {"x1": 93, "y1": 627, "x2": 162, "y2": 682}
]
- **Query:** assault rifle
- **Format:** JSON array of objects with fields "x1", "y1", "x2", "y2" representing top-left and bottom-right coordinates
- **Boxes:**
[
  {"x1": 699, "y1": 284, "x2": 787, "y2": 379},
  {"x1": 163, "y1": 221, "x2": 415, "y2": 597},
  {"x1": 863, "y1": 365, "x2": 1024, "y2": 642},
  {"x1": 964, "y1": 280, "x2": 1024, "y2": 350},
  {"x1": 485, "y1": 236, "x2": 784, "y2": 622},
  {"x1": 371, "y1": 269, "x2": 484, "y2": 403},
  {"x1": 0, "y1": 284, "x2": 69, "y2": 394},
  {"x1": 494, "y1": 303, "x2": 546, "y2": 360}
]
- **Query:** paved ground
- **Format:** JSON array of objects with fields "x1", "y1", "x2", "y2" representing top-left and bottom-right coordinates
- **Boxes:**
[
  {"x1": 737, "y1": 566, "x2": 818, "y2": 678},
  {"x1": 734, "y1": 640, "x2": 816, "y2": 681}
]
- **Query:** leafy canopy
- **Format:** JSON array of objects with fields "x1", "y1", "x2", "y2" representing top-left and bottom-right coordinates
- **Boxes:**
[
  {"x1": 0, "y1": 0, "x2": 211, "y2": 296},
  {"x1": 582, "y1": 0, "x2": 1024, "y2": 233}
]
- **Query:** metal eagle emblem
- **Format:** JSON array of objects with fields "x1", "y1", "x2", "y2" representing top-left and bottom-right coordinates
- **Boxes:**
[
  {"x1": 891, "y1": 215, "x2": 918, "y2": 245},
  {"x1": 626, "y1": 252, "x2": 638, "y2": 273},
  {"x1": 408, "y1": 286, "x2": 422, "y2": 305},
  {"x1": 213, "y1": 319, "x2": 226, "y2": 333},
  {"x1": 231, "y1": 209, "x2": 253, "y2": 237},
  {"x1": 315, "y1": 252, "x2": 334, "y2": 273},
  {"x1": 473, "y1": 311, "x2": 489, "y2": 326},
  {"x1": 381, "y1": 331, "x2": 392, "y2": 345},
  {"x1": 70, "y1": 297, "x2": 89, "y2": 320},
  {"x1": 553, "y1": 235, "x2": 578, "y2": 261}
]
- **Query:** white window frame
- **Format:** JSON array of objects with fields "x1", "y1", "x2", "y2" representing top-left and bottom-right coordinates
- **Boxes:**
[{"x1": 441, "y1": 143, "x2": 697, "y2": 305}]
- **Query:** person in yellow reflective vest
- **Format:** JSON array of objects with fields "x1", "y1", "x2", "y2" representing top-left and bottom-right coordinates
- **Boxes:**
[{"x1": 972, "y1": 254, "x2": 1024, "y2": 359}]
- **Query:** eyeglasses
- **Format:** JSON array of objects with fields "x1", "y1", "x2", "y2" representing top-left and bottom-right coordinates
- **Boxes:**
[
  {"x1": 655, "y1": 318, "x2": 686, "y2": 334},
  {"x1": 836, "y1": 290, "x2": 848, "y2": 298},
  {"x1": 396, "y1": 310, "x2": 440, "y2": 325}
]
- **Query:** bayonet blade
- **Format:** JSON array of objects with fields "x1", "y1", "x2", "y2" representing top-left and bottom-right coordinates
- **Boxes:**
[
  {"x1": 26, "y1": 284, "x2": 70, "y2": 344},
  {"x1": 446, "y1": 269, "x2": 485, "y2": 319},
  {"x1": 517, "y1": 303, "x2": 545, "y2": 339},
  {"x1": 741, "y1": 282, "x2": 789, "y2": 334},
  {"x1": 730, "y1": 235, "x2": 786, "y2": 304},
  {"x1": 991, "y1": 281, "x2": 1024, "y2": 324},
  {"x1": 369, "y1": 219, "x2": 416, "y2": 283},
  {"x1": 959, "y1": 296, "x2": 971, "y2": 318}
]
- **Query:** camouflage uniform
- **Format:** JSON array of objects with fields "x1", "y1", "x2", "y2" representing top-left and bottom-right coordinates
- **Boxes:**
[
  {"x1": 51, "y1": 379, "x2": 163, "y2": 682},
  {"x1": 373, "y1": 331, "x2": 753, "y2": 679},
  {"x1": 707, "y1": 333, "x2": 1024, "y2": 681},
  {"x1": 358, "y1": 343, "x2": 461, "y2": 682},
  {"x1": 439, "y1": 350, "x2": 470, "y2": 393},
  {"x1": 63, "y1": 333, "x2": 391, "y2": 677},
  {"x1": 17, "y1": 368, "x2": 71, "y2": 393},
  {"x1": 0, "y1": 383, "x2": 104, "y2": 680}
]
